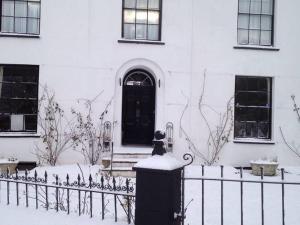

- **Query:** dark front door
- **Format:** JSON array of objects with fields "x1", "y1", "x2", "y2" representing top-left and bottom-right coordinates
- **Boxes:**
[{"x1": 122, "y1": 70, "x2": 156, "y2": 146}]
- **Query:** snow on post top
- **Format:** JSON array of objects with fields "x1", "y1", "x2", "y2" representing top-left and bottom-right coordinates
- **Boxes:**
[{"x1": 134, "y1": 153, "x2": 184, "y2": 171}]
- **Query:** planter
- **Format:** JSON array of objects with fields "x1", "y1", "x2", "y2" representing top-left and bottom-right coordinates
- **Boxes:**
[
  {"x1": 0, "y1": 160, "x2": 19, "y2": 174},
  {"x1": 102, "y1": 159, "x2": 111, "y2": 168},
  {"x1": 250, "y1": 161, "x2": 279, "y2": 176}
]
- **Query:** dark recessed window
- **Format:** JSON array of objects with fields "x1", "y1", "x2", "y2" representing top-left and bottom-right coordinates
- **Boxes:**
[
  {"x1": 234, "y1": 76, "x2": 272, "y2": 139},
  {"x1": 122, "y1": 0, "x2": 162, "y2": 41},
  {"x1": 237, "y1": 0, "x2": 274, "y2": 46},
  {"x1": 0, "y1": 65, "x2": 39, "y2": 132},
  {"x1": 0, "y1": 0, "x2": 41, "y2": 35}
]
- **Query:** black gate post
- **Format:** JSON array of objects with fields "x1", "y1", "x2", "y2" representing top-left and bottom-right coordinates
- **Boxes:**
[{"x1": 133, "y1": 131, "x2": 184, "y2": 225}]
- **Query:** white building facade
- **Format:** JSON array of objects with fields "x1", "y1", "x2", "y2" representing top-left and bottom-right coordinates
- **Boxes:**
[{"x1": 0, "y1": 0, "x2": 299, "y2": 166}]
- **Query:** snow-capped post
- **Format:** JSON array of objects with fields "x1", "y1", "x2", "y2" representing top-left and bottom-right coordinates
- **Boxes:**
[{"x1": 133, "y1": 130, "x2": 184, "y2": 225}]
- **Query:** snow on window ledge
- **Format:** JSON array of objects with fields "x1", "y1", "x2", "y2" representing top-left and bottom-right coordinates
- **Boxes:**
[
  {"x1": 233, "y1": 138, "x2": 275, "y2": 145},
  {"x1": 0, "y1": 132, "x2": 40, "y2": 138},
  {"x1": 0, "y1": 33, "x2": 40, "y2": 38},
  {"x1": 118, "y1": 39, "x2": 165, "y2": 45},
  {"x1": 233, "y1": 45, "x2": 280, "y2": 51}
]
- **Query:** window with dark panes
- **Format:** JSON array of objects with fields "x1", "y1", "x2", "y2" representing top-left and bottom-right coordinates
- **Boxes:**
[
  {"x1": 237, "y1": 0, "x2": 274, "y2": 46},
  {"x1": 234, "y1": 76, "x2": 272, "y2": 139},
  {"x1": 122, "y1": 0, "x2": 161, "y2": 41},
  {"x1": 0, "y1": 0, "x2": 41, "y2": 35},
  {"x1": 0, "y1": 65, "x2": 39, "y2": 132}
]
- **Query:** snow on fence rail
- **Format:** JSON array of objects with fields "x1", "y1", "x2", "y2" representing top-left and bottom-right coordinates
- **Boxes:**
[
  {"x1": 182, "y1": 166, "x2": 300, "y2": 225},
  {"x1": 0, "y1": 169, "x2": 135, "y2": 224}
]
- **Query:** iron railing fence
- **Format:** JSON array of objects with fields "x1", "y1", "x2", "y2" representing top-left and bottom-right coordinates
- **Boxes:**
[
  {"x1": 181, "y1": 165, "x2": 300, "y2": 225},
  {"x1": 0, "y1": 169, "x2": 135, "y2": 224}
]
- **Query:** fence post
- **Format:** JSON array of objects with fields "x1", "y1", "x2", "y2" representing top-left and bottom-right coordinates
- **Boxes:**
[
  {"x1": 6, "y1": 167, "x2": 9, "y2": 205},
  {"x1": 56, "y1": 175, "x2": 59, "y2": 212},
  {"x1": 126, "y1": 178, "x2": 131, "y2": 224},
  {"x1": 45, "y1": 171, "x2": 48, "y2": 211},
  {"x1": 260, "y1": 167, "x2": 264, "y2": 225},
  {"x1": 281, "y1": 168, "x2": 285, "y2": 225},
  {"x1": 133, "y1": 155, "x2": 183, "y2": 225},
  {"x1": 89, "y1": 174, "x2": 93, "y2": 218}
]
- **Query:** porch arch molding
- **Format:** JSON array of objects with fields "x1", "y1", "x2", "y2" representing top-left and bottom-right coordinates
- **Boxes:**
[{"x1": 113, "y1": 58, "x2": 166, "y2": 148}]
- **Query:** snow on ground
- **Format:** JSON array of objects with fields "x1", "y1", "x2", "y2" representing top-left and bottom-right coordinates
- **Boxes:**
[
  {"x1": 184, "y1": 166, "x2": 300, "y2": 225},
  {"x1": 0, "y1": 204, "x2": 127, "y2": 225},
  {"x1": 0, "y1": 164, "x2": 300, "y2": 225}
]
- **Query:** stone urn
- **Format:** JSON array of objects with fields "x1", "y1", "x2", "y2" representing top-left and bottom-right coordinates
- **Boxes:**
[{"x1": 250, "y1": 160, "x2": 279, "y2": 176}]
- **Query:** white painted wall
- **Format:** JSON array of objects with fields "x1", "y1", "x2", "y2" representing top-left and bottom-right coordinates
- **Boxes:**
[{"x1": 0, "y1": 0, "x2": 299, "y2": 166}]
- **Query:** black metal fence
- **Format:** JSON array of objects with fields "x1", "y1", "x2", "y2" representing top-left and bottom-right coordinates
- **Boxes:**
[
  {"x1": 0, "y1": 168, "x2": 135, "y2": 224},
  {"x1": 181, "y1": 165, "x2": 300, "y2": 225}
]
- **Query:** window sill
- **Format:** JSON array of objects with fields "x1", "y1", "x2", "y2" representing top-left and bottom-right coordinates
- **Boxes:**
[
  {"x1": 233, "y1": 45, "x2": 280, "y2": 51},
  {"x1": 0, "y1": 133, "x2": 40, "y2": 138},
  {"x1": 0, "y1": 33, "x2": 40, "y2": 38},
  {"x1": 233, "y1": 139, "x2": 275, "y2": 145},
  {"x1": 118, "y1": 39, "x2": 165, "y2": 45}
]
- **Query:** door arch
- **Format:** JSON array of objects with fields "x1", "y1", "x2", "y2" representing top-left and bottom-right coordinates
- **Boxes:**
[{"x1": 122, "y1": 69, "x2": 156, "y2": 146}]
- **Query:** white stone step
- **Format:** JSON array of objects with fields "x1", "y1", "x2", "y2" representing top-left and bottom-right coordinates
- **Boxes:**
[
  {"x1": 113, "y1": 153, "x2": 152, "y2": 159},
  {"x1": 113, "y1": 147, "x2": 152, "y2": 154},
  {"x1": 102, "y1": 167, "x2": 136, "y2": 178}
]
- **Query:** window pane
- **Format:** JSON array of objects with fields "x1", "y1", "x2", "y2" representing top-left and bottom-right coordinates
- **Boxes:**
[
  {"x1": 239, "y1": 0, "x2": 250, "y2": 13},
  {"x1": 258, "y1": 122, "x2": 270, "y2": 138},
  {"x1": 238, "y1": 29, "x2": 249, "y2": 44},
  {"x1": 136, "y1": 24, "x2": 147, "y2": 39},
  {"x1": 258, "y1": 78, "x2": 268, "y2": 91},
  {"x1": 12, "y1": 99, "x2": 37, "y2": 114},
  {"x1": 235, "y1": 77, "x2": 248, "y2": 90},
  {"x1": 261, "y1": 15, "x2": 272, "y2": 30},
  {"x1": 27, "y1": 18, "x2": 39, "y2": 34},
  {"x1": 28, "y1": 2, "x2": 40, "y2": 18},
  {"x1": 238, "y1": 14, "x2": 249, "y2": 29},
  {"x1": 250, "y1": 0, "x2": 261, "y2": 14},
  {"x1": 15, "y1": 17, "x2": 27, "y2": 33},
  {"x1": 124, "y1": 0, "x2": 136, "y2": 8},
  {"x1": 1, "y1": 83, "x2": 13, "y2": 98},
  {"x1": 136, "y1": 0, "x2": 147, "y2": 9},
  {"x1": 246, "y1": 121, "x2": 258, "y2": 138},
  {"x1": 136, "y1": 10, "x2": 147, "y2": 23},
  {"x1": 24, "y1": 84, "x2": 38, "y2": 98},
  {"x1": 124, "y1": 23, "x2": 135, "y2": 39},
  {"x1": 2, "y1": 0, "x2": 14, "y2": 16},
  {"x1": 0, "y1": 99, "x2": 11, "y2": 113},
  {"x1": 234, "y1": 121, "x2": 246, "y2": 138},
  {"x1": 25, "y1": 115, "x2": 37, "y2": 131},
  {"x1": 124, "y1": 9, "x2": 136, "y2": 23},
  {"x1": 1, "y1": 16, "x2": 14, "y2": 32},
  {"x1": 247, "y1": 78, "x2": 258, "y2": 90},
  {"x1": 148, "y1": 0, "x2": 160, "y2": 9},
  {"x1": 0, "y1": 115, "x2": 10, "y2": 131},
  {"x1": 261, "y1": 31, "x2": 272, "y2": 45},
  {"x1": 148, "y1": 24, "x2": 159, "y2": 40},
  {"x1": 148, "y1": 11, "x2": 159, "y2": 24},
  {"x1": 262, "y1": 0, "x2": 273, "y2": 14},
  {"x1": 10, "y1": 114, "x2": 24, "y2": 131},
  {"x1": 249, "y1": 15, "x2": 260, "y2": 29},
  {"x1": 249, "y1": 30, "x2": 260, "y2": 45},
  {"x1": 15, "y1": 1, "x2": 27, "y2": 17}
]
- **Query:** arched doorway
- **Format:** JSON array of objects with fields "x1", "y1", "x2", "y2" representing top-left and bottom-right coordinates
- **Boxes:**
[{"x1": 122, "y1": 69, "x2": 156, "y2": 146}]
